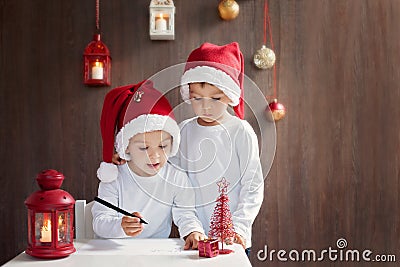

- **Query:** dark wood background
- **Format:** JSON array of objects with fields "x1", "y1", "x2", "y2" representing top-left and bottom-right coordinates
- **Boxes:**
[{"x1": 0, "y1": 0, "x2": 399, "y2": 266}]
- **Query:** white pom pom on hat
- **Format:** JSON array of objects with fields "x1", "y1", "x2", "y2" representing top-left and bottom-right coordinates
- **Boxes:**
[{"x1": 97, "y1": 162, "x2": 119, "y2": 183}]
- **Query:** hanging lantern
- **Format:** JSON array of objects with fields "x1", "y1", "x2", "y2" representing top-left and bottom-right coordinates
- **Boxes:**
[
  {"x1": 267, "y1": 99, "x2": 286, "y2": 122},
  {"x1": 25, "y1": 170, "x2": 76, "y2": 259},
  {"x1": 149, "y1": 0, "x2": 175, "y2": 40},
  {"x1": 218, "y1": 0, "x2": 240, "y2": 21},
  {"x1": 254, "y1": 45, "x2": 276, "y2": 69},
  {"x1": 83, "y1": 0, "x2": 111, "y2": 86},
  {"x1": 83, "y1": 34, "x2": 111, "y2": 86}
]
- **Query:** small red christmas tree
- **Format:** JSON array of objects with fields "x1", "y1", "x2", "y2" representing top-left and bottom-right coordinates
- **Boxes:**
[{"x1": 209, "y1": 177, "x2": 235, "y2": 254}]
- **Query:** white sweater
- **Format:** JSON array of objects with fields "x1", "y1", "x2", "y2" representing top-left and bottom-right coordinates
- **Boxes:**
[
  {"x1": 92, "y1": 163, "x2": 205, "y2": 239},
  {"x1": 171, "y1": 116, "x2": 264, "y2": 248}
]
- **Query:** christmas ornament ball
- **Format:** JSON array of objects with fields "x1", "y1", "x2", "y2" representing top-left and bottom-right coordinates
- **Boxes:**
[
  {"x1": 267, "y1": 99, "x2": 286, "y2": 121},
  {"x1": 218, "y1": 0, "x2": 240, "y2": 21},
  {"x1": 254, "y1": 45, "x2": 276, "y2": 69}
]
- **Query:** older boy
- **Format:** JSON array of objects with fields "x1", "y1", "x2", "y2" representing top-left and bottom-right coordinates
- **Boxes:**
[{"x1": 176, "y1": 42, "x2": 264, "y2": 255}]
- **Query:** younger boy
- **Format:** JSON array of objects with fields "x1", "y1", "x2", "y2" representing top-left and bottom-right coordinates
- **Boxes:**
[{"x1": 92, "y1": 80, "x2": 205, "y2": 250}]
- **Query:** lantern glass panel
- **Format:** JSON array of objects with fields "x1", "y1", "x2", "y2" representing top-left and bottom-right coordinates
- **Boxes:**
[
  {"x1": 89, "y1": 59, "x2": 105, "y2": 80},
  {"x1": 27, "y1": 211, "x2": 32, "y2": 245},
  {"x1": 35, "y1": 212, "x2": 52, "y2": 246},
  {"x1": 153, "y1": 12, "x2": 170, "y2": 32},
  {"x1": 57, "y1": 210, "x2": 72, "y2": 245}
]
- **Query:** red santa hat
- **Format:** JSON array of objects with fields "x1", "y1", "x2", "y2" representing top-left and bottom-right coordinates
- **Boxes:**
[
  {"x1": 97, "y1": 80, "x2": 180, "y2": 182},
  {"x1": 180, "y1": 42, "x2": 245, "y2": 119}
]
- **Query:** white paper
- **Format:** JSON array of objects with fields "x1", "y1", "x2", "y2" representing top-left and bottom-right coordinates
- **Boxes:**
[{"x1": 75, "y1": 238, "x2": 188, "y2": 255}]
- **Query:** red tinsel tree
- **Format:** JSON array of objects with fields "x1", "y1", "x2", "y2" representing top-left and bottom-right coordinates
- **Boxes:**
[{"x1": 209, "y1": 177, "x2": 235, "y2": 254}]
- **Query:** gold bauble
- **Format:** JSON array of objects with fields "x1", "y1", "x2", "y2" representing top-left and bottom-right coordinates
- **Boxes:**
[
  {"x1": 254, "y1": 45, "x2": 276, "y2": 69},
  {"x1": 218, "y1": 0, "x2": 240, "y2": 21}
]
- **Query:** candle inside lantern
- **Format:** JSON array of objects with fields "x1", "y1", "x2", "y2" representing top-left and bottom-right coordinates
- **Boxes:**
[
  {"x1": 40, "y1": 219, "x2": 52, "y2": 242},
  {"x1": 91, "y1": 61, "x2": 104, "y2": 80},
  {"x1": 155, "y1": 14, "x2": 167, "y2": 31}
]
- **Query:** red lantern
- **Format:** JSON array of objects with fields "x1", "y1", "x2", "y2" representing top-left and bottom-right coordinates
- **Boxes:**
[
  {"x1": 25, "y1": 170, "x2": 76, "y2": 259},
  {"x1": 83, "y1": 33, "x2": 111, "y2": 86}
]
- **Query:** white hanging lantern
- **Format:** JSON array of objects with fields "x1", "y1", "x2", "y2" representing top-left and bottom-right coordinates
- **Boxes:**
[{"x1": 149, "y1": 0, "x2": 175, "y2": 40}]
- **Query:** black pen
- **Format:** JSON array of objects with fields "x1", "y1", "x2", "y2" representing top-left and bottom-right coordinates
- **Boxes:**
[{"x1": 94, "y1": 196, "x2": 148, "y2": 224}]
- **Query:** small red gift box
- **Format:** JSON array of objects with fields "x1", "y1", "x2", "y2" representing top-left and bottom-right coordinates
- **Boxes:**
[{"x1": 198, "y1": 239, "x2": 219, "y2": 258}]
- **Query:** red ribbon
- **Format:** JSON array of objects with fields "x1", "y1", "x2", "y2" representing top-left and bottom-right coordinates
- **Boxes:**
[{"x1": 264, "y1": 0, "x2": 277, "y2": 99}]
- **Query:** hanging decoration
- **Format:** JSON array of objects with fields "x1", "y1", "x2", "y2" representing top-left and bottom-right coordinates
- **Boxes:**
[
  {"x1": 83, "y1": 0, "x2": 111, "y2": 86},
  {"x1": 149, "y1": 0, "x2": 175, "y2": 40},
  {"x1": 208, "y1": 177, "x2": 235, "y2": 254},
  {"x1": 268, "y1": 98, "x2": 286, "y2": 121},
  {"x1": 253, "y1": 0, "x2": 275, "y2": 69},
  {"x1": 255, "y1": 0, "x2": 285, "y2": 121},
  {"x1": 254, "y1": 45, "x2": 275, "y2": 69},
  {"x1": 218, "y1": 0, "x2": 240, "y2": 21}
]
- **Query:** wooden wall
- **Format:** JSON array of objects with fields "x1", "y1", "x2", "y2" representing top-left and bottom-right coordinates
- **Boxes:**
[{"x1": 0, "y1": 0, "x2": 399, "y2": 266}]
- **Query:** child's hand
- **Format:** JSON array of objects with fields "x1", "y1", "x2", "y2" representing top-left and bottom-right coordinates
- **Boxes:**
[
  {"x1": 183, "y1": 231, "x2": 206, "y2": 250},
  {"x1": 233, "y1": 233, "x2": 246, "y2": 249},
  {"x1": 121, "y1": 212, "x2": 144, "y2": 237},
  {"x1": 112, "y1": 153, "x2": 126, "y2": 165}
]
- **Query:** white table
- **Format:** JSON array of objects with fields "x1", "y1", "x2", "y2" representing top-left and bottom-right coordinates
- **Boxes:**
[{"x1": 3, "y1": 238, "x2": 252, "y2": 266}]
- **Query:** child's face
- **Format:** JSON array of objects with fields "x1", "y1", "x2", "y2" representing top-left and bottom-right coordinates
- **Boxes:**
[
  {"x1": 189, "y1": 83, "x2": 232, "y2": 126},
  {"x1": 126, "y1": 130, "x2": 172, "y2": 177}
]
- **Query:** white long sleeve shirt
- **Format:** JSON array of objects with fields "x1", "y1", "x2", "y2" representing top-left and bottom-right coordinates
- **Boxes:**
[
  {"x1": 171, "y1": 116, "x2": 264, "y2": 248},
  {"x1": 92, "y1": 163, "x2": 204, "y2": 239}
]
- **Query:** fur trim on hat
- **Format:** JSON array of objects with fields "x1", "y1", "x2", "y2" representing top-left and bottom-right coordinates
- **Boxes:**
[
  {"x1": 180, "y1": 65, "x2": 241, "y2": 106},
  {"x1": 115, "y1": 114, "x2": 180, "y2": 160},
  {"x1": 97, "y1": 162, "x2": 119, "y2": 183}
]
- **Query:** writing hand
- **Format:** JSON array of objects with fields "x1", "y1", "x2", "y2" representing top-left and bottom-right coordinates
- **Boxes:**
[{"x1": 121, "y1": 212, "x2": 144, "y2": 237}]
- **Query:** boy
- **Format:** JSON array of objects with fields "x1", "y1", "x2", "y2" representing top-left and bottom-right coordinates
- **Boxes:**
[
  {"x1": 176, "y1": 42, "x2": 264, "y2": 255},
  {"x1": 92, "y1": 80, "x2": 205, "y2": 250}
]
